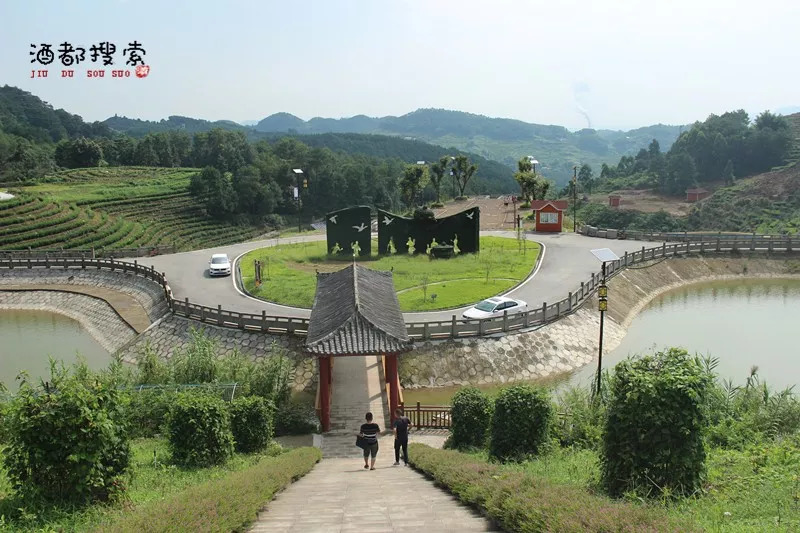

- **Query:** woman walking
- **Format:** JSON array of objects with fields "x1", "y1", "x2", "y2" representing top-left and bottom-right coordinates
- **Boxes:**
[{"x1": 359, "y1": 412, "x2": 380, "y2": 470}]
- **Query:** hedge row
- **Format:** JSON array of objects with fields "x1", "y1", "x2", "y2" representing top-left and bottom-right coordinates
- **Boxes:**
[
  {"x1": 408, "y1": 444, "x2": 697, "y2": 533},
  {"x1": 94, "y1": 447, "x2": 322, "y2": 533}
]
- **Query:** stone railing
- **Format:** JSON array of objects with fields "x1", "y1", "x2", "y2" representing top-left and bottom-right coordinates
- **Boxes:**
[
  {"x1": 0, "y1": 245, "x2": 176, "y2": 259},
  {"x1": 3, "y1": 238, "x2": 798, "y2": 341},
  {"x1": 579, "y1": 225, "x2": 800, "y2": 246}
]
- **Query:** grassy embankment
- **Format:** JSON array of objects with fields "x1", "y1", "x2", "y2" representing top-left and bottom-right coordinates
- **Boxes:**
[{"x1": 239, "y1": 236, "x2": 540, "y2": 311}]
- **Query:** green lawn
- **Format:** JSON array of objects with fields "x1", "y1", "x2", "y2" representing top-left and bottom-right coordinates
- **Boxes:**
[
  {"x1": 0, "y1": 437, "x2": 284, "y2": 532},
  {"x1": 239, "y1": 236, "x2": 540, "y2": 311},
  {"x1": 497, "y1": 442, "x2": 800, "y2": 532}
]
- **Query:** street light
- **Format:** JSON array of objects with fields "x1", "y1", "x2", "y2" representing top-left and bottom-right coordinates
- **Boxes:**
[
  {"x1": 292, "y1": 168, "x2": 305, "y2": 232},
  {"x1": 527, "y1": 156, "x2": 539, "y2": 175},
  {"x1": 590, "y1": 247, "x2": 620, "y2": 399}
]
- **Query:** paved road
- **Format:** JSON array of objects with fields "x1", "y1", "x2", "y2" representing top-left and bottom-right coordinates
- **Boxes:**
[
  {"x1": 248, "y1": 458, "x2": 497, "y2": 532},
  {"x1": 132, "y1": 231, "x2": 659, "y2": 322}
]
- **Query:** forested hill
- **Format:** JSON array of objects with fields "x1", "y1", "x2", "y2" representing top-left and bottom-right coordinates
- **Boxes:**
[
  {"x1": 103, "y1": 115, "x2": 516, "y2": 192},
  {"x1": 259, "y1": 132, "x2": 516, "y2": 193},
  {"x1": 253, "y1": 108, "x2": 686, "y2": 184}
]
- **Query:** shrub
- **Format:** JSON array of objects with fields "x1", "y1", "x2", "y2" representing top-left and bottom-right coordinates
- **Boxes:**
[
  {"x1": 408, "y1": 444, "x2": 696, "y2": 532},
  {"x1": 490, "y1": 385, "x2": 553, "y2": 462},
  {"x1": 551, "y1": 385, "x2": 605, "y2": 449},
  {"x1": 171, "y1": 328, "x2": 219, "y2": 384},
  {"x1": 124, "y1": 389, "x2": 174, "y2": 438},
  {"x1": 247, "y1": 354, "x2": 292, "y2": 408},
  {"x1": 167, "y1": 392, "x2": 234, "y2": 467},
  {"x1": 450, "y1": 387, "x2": 492, "y2": 449},
  {"x1": 274, "y1": 402, "x2": 320, "y2": 436},
  {"x1": 230, "y1": 396, "x2": 275, "y2": 453},
  {"x1": 412, "y1": 207, "x2": 435, "y2": 221},
  {"x1": 95, "y1": 447, "x2": 322, "y2": 533},
  {"x1": 135, "y1": 342, "x2": 170, "y2": 385},
  {"x1": 2, "y1": 362, "x2": 130, "y2": 503},
  {"x1": 601, "y1": 348, "x2": 712, "y2": 497}
]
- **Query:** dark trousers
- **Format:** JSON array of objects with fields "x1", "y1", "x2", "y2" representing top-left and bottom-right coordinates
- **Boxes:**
[{"x1": 394, "y1": 439, "x2": 408, "y2": 464}]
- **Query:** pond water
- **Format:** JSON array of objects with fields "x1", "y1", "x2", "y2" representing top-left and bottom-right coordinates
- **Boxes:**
[
  {"x1": 0, "y1": 310, "x2": 110, "y2": 390},
  {"x1": 404, "y1": 278, "x2": 800, "y2": 405}
]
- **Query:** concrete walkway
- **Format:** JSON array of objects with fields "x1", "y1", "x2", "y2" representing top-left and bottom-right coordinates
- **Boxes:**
[
  {"x1": 0, "y1": 284, "x2": 152, "y2": 333},
  {"x1": 322, "y1": 355, "x2": 389, "y2": 458},
  {"x1": 248, "y1": 458, "x2": 497, "y2": 532}
]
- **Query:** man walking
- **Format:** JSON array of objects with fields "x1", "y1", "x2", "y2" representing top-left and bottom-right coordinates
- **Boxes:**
[{"x1": 392, "y1": 408, "x2": 411, "y2": 466}]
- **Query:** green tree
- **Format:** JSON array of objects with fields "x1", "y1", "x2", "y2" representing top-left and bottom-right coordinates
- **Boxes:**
[
  {"x1": 578, "y1": 163, "x2": 594, "y2": 193},
  {"x1": 451, "y1": 155, "x2": 478, "y2": 197},
  {"x1": 399, "y1": 163, "x2": 429, "y2": 208},
  {"x1": 723, "y1": 158, "x2": 735, "y2": 185},
  {"x1": 54, "y1": 137, "x2": 103, "y2": 168},
  {"x1": 429, "y1": 156, "x2": 450, "y2": 203},
  {"x1": 664, "y1": 150, "x2": 698, "y2": 195}
]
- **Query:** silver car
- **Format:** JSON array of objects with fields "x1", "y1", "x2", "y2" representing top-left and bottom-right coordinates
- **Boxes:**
[
  {"x1": 462, "y1": 296, "x2": 528, "y2": 320},
  {"x1": 209, "y1": 253, "x2": 231, "y2": 276}
]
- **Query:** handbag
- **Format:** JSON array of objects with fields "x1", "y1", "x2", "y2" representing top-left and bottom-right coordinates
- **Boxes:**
[{"x1": 355, "y1": 435, "x2": 369, "y2": 450}]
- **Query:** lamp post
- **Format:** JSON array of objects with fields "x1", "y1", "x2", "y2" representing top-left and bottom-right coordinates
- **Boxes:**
[
  {"x1": 572, "y1": 165, "x2": 578, "y2": 233},
  {"x1": 590, "y1": 248, "x2": 620, "y2": 399},
  {"x1": 292, "y1": 168, "x2": 305, "y2": 232},
  {"x1": 527, "y1": 155, "x2": 539, "y2": 175}
]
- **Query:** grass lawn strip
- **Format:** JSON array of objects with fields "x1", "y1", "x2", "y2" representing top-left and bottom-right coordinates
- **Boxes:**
[
  {"x1": 0, "y1": 439, "x2": 321, "y2": 532},
  {"x1": 93, "y1": 446, "x2": 322, "y2": 533},
  {"x1": 240, "y1": 236, "x2": 540, "y2": 311},
  {"x1": 407, "y1": 444, "x2": 696, "y2": 532}
]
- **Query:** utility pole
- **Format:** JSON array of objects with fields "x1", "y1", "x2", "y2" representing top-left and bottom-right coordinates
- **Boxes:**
[{"x1": 572, "y1": 165, "x2": 578, "y2": 233}]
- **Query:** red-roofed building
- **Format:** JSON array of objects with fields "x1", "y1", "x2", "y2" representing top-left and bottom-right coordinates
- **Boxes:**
[
  {"x1": 530, "y1": 200, "x2": 569, "y2": 232},
  {"x1": 686, "y1": 188, "x2": 710, "y2": 202}
]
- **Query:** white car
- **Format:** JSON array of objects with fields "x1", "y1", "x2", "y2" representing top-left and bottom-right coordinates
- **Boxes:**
[
  {"x1": 209, "y1": 253, "x2": 232, "y2": 276},
  {"x1": 462, "y1": 296, "x2": 528, "y2": 320}
]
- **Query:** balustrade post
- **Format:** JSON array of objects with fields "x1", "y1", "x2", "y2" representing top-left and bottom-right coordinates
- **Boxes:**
[
  {"x1": 700, "y1": 240, "x2": 704, "y2": 254},
  {"x1": 523, "y1": 309, "x2": 530, "y2": 328},
  {"x1": 661, "y1": 242, "x2": 666, "y2": 257},
  {"x1": 45, "y1": 255, "x2": 50, "y2": 269},
  {"x1": 502, "y1": 310, "x2": 508, "y2": 332},
  {"x1": 200, "y1": 306, "x2": 205, "y2": 322},
  {"x1": 416, "y1": 402, "x2": 421, "y2": 430},
  {"x1": 568, "y1": 291, "x2": 573, "y2": 312},
  {"x1": 27, "y1": 257, "x2": 31, "y2": 269},
  {"x1": 81, "y1": 254, "x2": 86, "y2": 269},
  {"x1": 110, "y1": 258, "x2": 115, "y2": 272},
  {"x1": 581, "y1": 281, "x2": 585, "y2": 298},
  {"x1": 624, "y1": 251, "x2": 628, "y2": 266},
  {"x1": 769, "y1": 239, "x2": 774, "y2": 253},
  {"x1": 451, "y1": 315, "x2": 457, "y2": 338},
  {"x1": 556, "y1": 301, "x2": 561, "y2": 316},
  {"x1": 262, "y1": 310, "x2": 267, "y2": 332},
  {"x1": 184, "y1": 297, "x2": 189, "y2": 316},
  {"x1": 478, "y1": 319, "x2": 485, "y2": 336},
  {"x1": 63, "y1": 257, "x2": 68, "y2": 270},
  {"x1": 238, "y1": 313, "x2": 244, "y2": 329},
  {"x1": 751, "y1": 233, "x2": 756, "y2": 251},
  {"x1": 424, "y1": 322, "x2": 430, "y2": 340},
  {"x1": 788, "y1": 237, "x2": 793, "y2": 253},
  {"x1": 218, "y1": 304, "x2": 223, "y2": 325},
  {"x1": 542, "y1": 301, "x2": 547, "y2": 322}
]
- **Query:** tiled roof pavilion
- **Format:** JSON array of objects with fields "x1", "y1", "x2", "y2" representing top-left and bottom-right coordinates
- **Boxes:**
[{"x1": 305, "y1": 264, "x2": 412, "y2": 356}]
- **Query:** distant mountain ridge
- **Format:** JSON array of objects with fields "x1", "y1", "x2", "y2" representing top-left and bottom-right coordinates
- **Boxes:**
[
  {"x1": 102, "y1": 108, "x2": 686, "y2": 185},
  {"x1": 253, "y1": 108, "x2": 685, "y2": 184}
]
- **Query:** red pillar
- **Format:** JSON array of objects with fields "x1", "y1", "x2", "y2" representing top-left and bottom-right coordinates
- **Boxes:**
[
  {"x1": 387, "y1": 354, "x2": 400, "y2": 425},
  {"x1": 319, "y1": 356, "x2": 331, "y2": 432}
]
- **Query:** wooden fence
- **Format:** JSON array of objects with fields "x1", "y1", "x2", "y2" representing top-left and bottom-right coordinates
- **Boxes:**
[
  {"x1": 2, "y1": 235, "x2": 798, "y2": 340},
  {"x1": 401, "y1": 401, "x2": 452, "y2": 429}
]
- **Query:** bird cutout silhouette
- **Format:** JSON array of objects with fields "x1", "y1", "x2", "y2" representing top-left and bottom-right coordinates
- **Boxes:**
[
  {"x1": 382, "y1": 216, "x2": 394, "y2": 225},
  {"x1": 466, "y1": 212, "x2": 474, "y2": 219},
  {"x1": 328, "y1": 215, "x2": 338, "y2": 224},
  {"x1": 352, "y1": 222, "x2": 367, "y2": 232}
]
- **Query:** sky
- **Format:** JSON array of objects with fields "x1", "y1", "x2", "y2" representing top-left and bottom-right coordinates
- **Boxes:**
[{"x1": 1, "y1": 0, "x2": 799, "y2": 131}]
